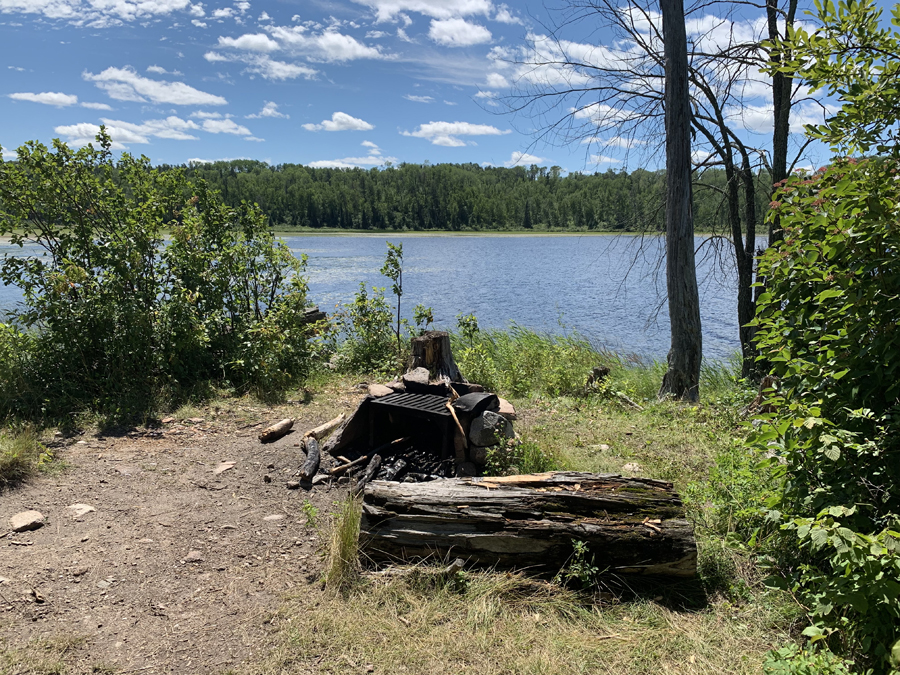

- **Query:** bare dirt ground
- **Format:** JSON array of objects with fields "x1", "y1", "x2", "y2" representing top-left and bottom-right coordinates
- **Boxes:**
[{"x1": 0, "y1": 391, "x2": 363, "y2": 675}]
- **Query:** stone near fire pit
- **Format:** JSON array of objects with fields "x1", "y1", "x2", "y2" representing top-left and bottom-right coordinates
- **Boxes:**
[
  {"x1": 9, "y1": 510, "x2": 45, "y2": 532},
  {"x1": 469, "y1": 410, "x2": 514, "y2": 447},
  {"x1": 368, "y1": 383, "x2": 394, "y2": 398},
  {"x1": 403, "y1": 367, "x2": 430, "y2": 388}
]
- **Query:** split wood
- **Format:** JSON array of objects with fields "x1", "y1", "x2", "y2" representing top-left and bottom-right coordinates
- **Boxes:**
[{"x1": 258, "y1": 418, "x2": 294, "y2": 443}]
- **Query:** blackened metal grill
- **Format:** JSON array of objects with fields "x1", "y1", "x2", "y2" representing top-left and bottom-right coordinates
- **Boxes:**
[{"x1": 369, "y1": 392, "x2": 452, "y2": 458}]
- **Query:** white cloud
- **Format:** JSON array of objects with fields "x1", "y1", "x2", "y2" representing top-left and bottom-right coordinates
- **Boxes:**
[
  {"x1": 590, "y1": 153, "x2": 622, "y2": 164},
  {"x1": 8, "y1": 91, "x2": 77, "y2": 107},
  {"x1": 361, "y1": 140, "x2": 379, "y2": 149},
  {"x1": 201, "y1": 118, "x2": 252, "y2": 135},
  {"x1": 244, "y1": 135, "x2": 265, "y2": 141},
  {"x1": 258, "y1": 11, "x2": 270, "y2": 20},
  {"x1": 217, "y1": 32, "x2": 279, "y2": 51},
  {"x1": 190, "y1": 110, "x2": 227, "y2": 118},
  {"x1": 188, "y1": 156, "x2": 253, "y2": 164},
  {"x1": 351, "y1": 0, "x2": 493, "y2": 22},
  {"x1": 189, "y1": 3, "x2": 205, "y2": 16},
  {"x1": 246, "y1": 101, "x2": 288, "y2": 118},
  {"x1": 0, "y1": 0, "x2": 194, "y2": 25},
  {"x1": 365, "y1": 30, "x2": 387, "y2": 38},
  {"x1": 307, "y1": 140, "x2": 397, "y2": 168},
  {"x1": 235, "y1": 0, "x2": 250, "y2": 13},
  {"x1": 54, "y1": 116, "x2": 202, "y2": 148},
  {"x1": 7, "y1": 66, "x2": 26, "y2": 72},
  {"x1": 485, "y1": 72, "x2": 508, "y2": 88},
  {"x1": 192, "y1": 19, "x2": 207, "y2": 26},
  {"x1": 303, "y1": 111, "x2": 374, "y2": 132},
  {"x1": 474, "y1": 91, "x2": 496, "y2": 99},
  {"x1": 81, "y1": 101, "x2": 113, "y2": 110},
  {"x1": 428, "y1": 18, "x2": 491, "y2": 47},
  {"x1": 505, "y1": 151, "x2": 544, "y2": 167},
  {"x1": 83, "y1": 66, "x2": 227, "y2": 105},
  {"x1": 401, "y1": 120, "x2": 510, "y2": 146},
  {"x1": 268, "y1": 25, "x2": 386, "y2": 62},
  {"x1": 204, "y1": 50, "x2": 319, "y2": 80},
  {"x1": 493, "y1": 4, "x2": 521, "y2": 24},
  {"x1": 404, "y1": 94, "x2": 434, "y2": 103},
  {"x1": 147, "y1": 65, "x2": 183, "y2": 75},
  {"x1": 212, "y1": 7, "x2": 234, "y2": 18},
  {"x1": 443, "y1": 100, "x2": 457, "y2": 105}
]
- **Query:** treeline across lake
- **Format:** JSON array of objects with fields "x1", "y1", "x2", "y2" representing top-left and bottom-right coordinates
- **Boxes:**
[{"x1": 167, "y1": 160, "x2": 772, "y2": 232}]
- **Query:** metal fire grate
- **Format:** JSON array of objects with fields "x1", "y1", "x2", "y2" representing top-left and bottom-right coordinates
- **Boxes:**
[
  {"x1": 371, "y1": 392, "x2": 451, "y2": 418},
  {"x1": 369, "y1": 392, "x2": 452, "y2": 458}
]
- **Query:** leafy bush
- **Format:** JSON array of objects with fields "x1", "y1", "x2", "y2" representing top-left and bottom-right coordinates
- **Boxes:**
[
  {"x1": 330, "y1": 282, "x2": 397, "y2": 376},
  {"x1": 752, "y1": 156, "x2": 900, "y2": 671},
  {"x1": 0, "y1": 131, "x2": 316, "y2": 418}
]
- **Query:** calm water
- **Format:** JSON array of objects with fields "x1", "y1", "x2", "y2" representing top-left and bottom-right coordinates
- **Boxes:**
[{"x1": 0, "y1": 234, "x2": 748, "y2": 362}]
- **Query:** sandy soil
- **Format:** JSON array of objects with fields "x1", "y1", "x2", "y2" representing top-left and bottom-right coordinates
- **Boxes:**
[{"x1": 0, "y1": 395, "x2": 362, "y2": 674}]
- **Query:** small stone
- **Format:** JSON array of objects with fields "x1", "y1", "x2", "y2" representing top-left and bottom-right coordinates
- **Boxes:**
[
  {"x1": 9, "y1": 510, "x2": 45, "y2": 533},
  {"x1": 71, "y1": 566, "x2": 88, "y2": 577},
  {"x1": 161, "y1": 417, "x2": 175, "y2": 424},
  {"x1": 183, "y1": 550, "x2": 203, "y2": 563},
  {"x1": 286, "y1": 481, "x2": 301, "y2": 490},
  {"x1": 312, "y1": 474, "x2": 329, "y2": 486},
  {"x1": 96, "y1": 580, "x2": 111, "y2": 589},
  {"x1": 188, "y1": 417, "x2": 205, "y2": 423},
  {"x1": 138, "y1": 538, "x2": 154, "y2": 543},
  {"x1": 496, "y1": 397, "x2": 517, "y2": 421},
  {"x1": 384, "y1": 380, "x2": 406, "y2": 392},
  {"x1": 368, "y1": 383, "x2": 393, "y2": 398},
  {"x1": 263, "y1": 514, "x2": 285, "y2": 522},
  {"x1": 212, "y1": 461, "x2": 236, "y2": 475},
  {"x1": 76, "y1": 440, "x2": 87, "y2": 445},
  {"x1": 469, "y1": 411, "x2": 514, "y2": 447},
  {"x1": 267, "y1": 463, "x2": 275, "y2": 470},
  {"x1": 599, "y1": 444, "x2": 610, "y2": 451},
  {"x1": 622, "y1": 463, "x2": 642, "y2": 474},
  {"x1": 402, "y1": 367, "x2": 430, "y2": 387},
  {"x1": 263, "y1": 474, "x2": 272, "y2": 483},
  {"x1": 67, "y1": 503, "x2": 96, "y2": 518}
]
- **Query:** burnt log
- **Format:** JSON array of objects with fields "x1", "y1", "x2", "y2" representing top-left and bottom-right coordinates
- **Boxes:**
[
  {"x1": 259, "y1": 418, "x2": 293, "y2": 443},
  {"x1": 360, "y1": 471, "x2": 696, "y2": 578},
  {"x1": 298, "y1": 437, "x2": 319, "y2": 480},
  {"x1": 353, "y1": 454, "x2": 383, "y2": 496},
  {"x1": 407, "y1": 331, "x2": 464, "y2": 384}
]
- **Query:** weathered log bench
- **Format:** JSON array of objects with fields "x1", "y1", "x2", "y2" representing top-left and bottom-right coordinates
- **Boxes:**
[{"x1": 360, "y1": 471, "x2": 697, "y2": 579}]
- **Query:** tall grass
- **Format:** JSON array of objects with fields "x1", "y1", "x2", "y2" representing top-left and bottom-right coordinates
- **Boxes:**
[
  {"x1": 324, "y1": 495, "x2": 363, "y2": 594},
  {"x1": 0, "y1": 429, "x2": 50, "y2": 487}
]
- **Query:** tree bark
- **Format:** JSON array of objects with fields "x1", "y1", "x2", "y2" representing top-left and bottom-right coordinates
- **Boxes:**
[
  {"x1": 659, "y1": 0, "x2": 702, "y2": 401},
  {"x1": 360, "y1": 472, "x2": 697, "y2": 578}
]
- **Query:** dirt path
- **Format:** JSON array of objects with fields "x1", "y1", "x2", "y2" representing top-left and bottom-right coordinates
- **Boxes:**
[{"x1": 0, "y1": 396, "x2": 360, "y2": 674}]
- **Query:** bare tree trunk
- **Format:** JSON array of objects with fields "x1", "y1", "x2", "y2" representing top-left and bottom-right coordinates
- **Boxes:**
[{"x1": 659, "y1": 0, "x2": 702, "y2": 402}]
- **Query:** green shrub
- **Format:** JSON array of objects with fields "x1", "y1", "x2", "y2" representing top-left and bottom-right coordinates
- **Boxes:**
[
  {"x1": 0, "y1": 430, "x2": 52, "y2": 486},
  {"x1": 763, "y1": 643, "x2": 855, "y2": 675},
  {"x1": 0, "y1": 130, "x2": 316, "y2": 418},
  {"x1": 752, "y1": 156, "x2": 900, "y2": 670}
]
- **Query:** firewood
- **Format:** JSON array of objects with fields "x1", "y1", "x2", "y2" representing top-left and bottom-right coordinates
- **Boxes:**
[
  {"x1": 352, "y1": 454, "x2": 383, "y2": 496},
  {"x1": 380, "y1": 458, "x2": 408, "y2": 482},
  {"x1": 298, "y1": 437, "x2": 320, "y2": 480},
  {"x1": 330, "y1": 454, "x2": 369, "y2": 476},
  {"x1": 305, "y1": 413, "x2": 345, "y2": 441},
  {"x1": 258, "y1": 418, "x2": 294, "y2": 443}
]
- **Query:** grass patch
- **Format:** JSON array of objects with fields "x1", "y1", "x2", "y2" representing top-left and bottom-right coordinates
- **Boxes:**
[
  {"x1": 0, "y1": 429, "x2": 51, "y2": 488},
  {"x1": 0, "y1": 635, "x2": 86, "y2": 675},
  {"x1": 255, "y1": 567, "x2": 798, "y2": 675}
]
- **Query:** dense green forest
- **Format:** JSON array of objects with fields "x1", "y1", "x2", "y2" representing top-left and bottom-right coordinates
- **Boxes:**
[{"x1": 165, "y1": 160, "x2": 771, "y2": 232}]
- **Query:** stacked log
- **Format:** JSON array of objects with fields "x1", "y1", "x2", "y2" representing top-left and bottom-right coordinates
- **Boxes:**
[{"x1": 360, "y1": 471, "x2": 697, "y2": 579}]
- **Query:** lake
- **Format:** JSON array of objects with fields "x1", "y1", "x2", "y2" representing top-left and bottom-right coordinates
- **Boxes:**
[{"x1": 0, "y1": 233, "x2": 748, "y2": 362}]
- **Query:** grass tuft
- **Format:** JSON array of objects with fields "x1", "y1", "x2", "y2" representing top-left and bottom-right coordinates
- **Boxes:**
[
  {"x1": 324, "y1": 495, "x2": 363, "y2": 594},
  {"x1": 0, "y1": 429, "x2": 50, "y2": 488}
]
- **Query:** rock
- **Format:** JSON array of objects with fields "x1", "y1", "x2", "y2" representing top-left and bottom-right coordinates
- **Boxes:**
[
  {"x1": 188, "y1": 417, "x2": 205, "y2": 423},
  {"x1": 76, "y1": 440, "x2": 87, "y2": 445},
  {"x1": 496, "y1": 397, "x2": 517, "y2": 421},
  {"x1": 622, "y1": 462, "x2": 642, "y2": 474},
  {"x1": 384, "y1": 380, "x2": 405, "y2": 393},
  {"x1": 312, "y1": 474, "x2": 329, "y2": 486},
  {"x1": 286, "y1": 481, "x2": 301, "y2": 490},
  {"x1": 71, "y1": 566, "x2": 88, "y2": 577},
  {"x1": 403, "y1": 367, "x2": 430, "y2": 387},
  {"x1": 471, "y1": 446, "x2": 492, "y2": 465},
  {"x1": 469, "y1": 411, "x2": 514, "y2": 447},
  {"x1": 263, "y1": 514, "x2": 285, "y2": 522},
  {"x1": 599, "y1": 444, "x2": 610, "y2": 451},
  {"x1": 9, "y1": 510, "x2": 45, "y2": 532},
  {"x1": 213, "y1": 461, "x2": 236, "y2": 475},
  {"x1": 452, "y1": 392, "x2": 499, "y2": 417},
  {"x1": 455, "y1": 462, "x2": 477, "y2": 477},
  {"x1": 161, "y1": 417, "x2": 175, "y2": 424},
  {"x1": 67, "y1": 504, "x2": 96, "y2": 518},
  {"x1": 368, "y1": 383, "x2": 394, "y2": 398},
  {"x1": 263, "y1": 474, "x2": 272, "y2": 483},
  {"x1": 96, "y1": 580, "x2": 111, "y2": 589},
  {"x1": 183, "y1": 550, "x2": 203, "y2": 563}
]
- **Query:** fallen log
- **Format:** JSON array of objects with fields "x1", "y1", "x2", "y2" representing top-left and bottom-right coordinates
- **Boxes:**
[
  {"x1": 298, "y1": 437, "x2": 320, "y2": 480},
  {"x1": 360, "y1": 471, "x2": 696, "y2": 579},
  {"x1": 259, "y1": 418, "x2": 294, "y2": 443}
]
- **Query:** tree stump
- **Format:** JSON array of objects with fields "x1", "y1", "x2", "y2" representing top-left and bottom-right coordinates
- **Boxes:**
[
  {"x1": 360, "y1": 471, "x2": 697, "y2": 579},
  {"x1": 407, "y1": 331, "x2": 464, "y2": 383}
]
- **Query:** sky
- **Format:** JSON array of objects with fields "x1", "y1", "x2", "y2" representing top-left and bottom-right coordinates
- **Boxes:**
[{"x1": 0, "y1": 0, "x2": 850, "y2": 172}]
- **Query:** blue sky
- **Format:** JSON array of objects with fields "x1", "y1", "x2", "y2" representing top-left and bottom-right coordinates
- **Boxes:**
[{"x1": 0, "y1": 0, "x2": 846, "y2": 171}]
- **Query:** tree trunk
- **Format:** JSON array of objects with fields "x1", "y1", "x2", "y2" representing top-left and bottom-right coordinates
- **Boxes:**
[
  {"x1": 659, "y1": 0, "x2": 702, "y2": 401},
  {"x1": 407, "y1": 331, "x2": 464, "y2": 383},
  {"x1": 360, "y1": 472, "x2": 697, "y2": 578}
]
